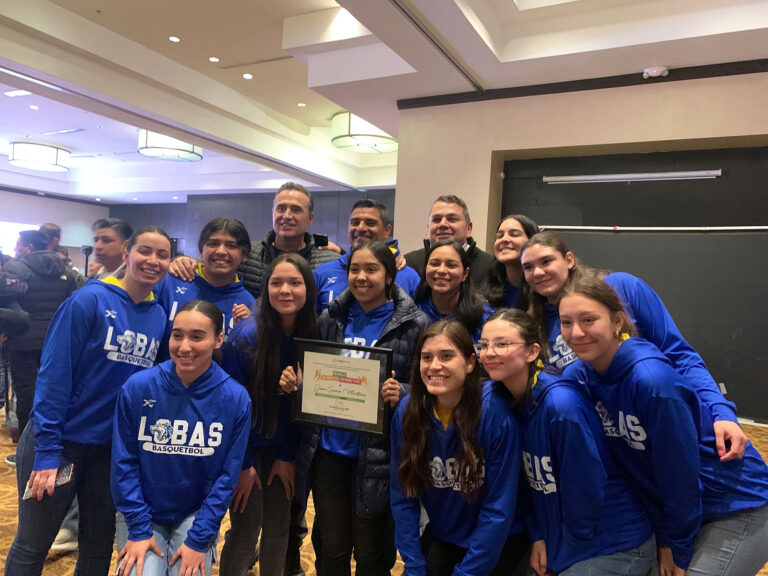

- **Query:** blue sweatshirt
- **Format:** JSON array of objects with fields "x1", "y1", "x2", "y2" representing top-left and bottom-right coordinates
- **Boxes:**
[
  {"x1": 580, "y1": 338, "x2": 768, "y2": 569},
  {"x1": 416, "y1": 298, "x2": 493, "y2": 343},
  {"x1": 498, "y1": 373, "x2": 651, "y2": 573},
  {"x1": 501, "y1": 282, "x2": 522, "y2": 309},
  {"x1": 320, "y1": 299, "x2": 394, "y2": 458},
  {"x1": 111, "y1": 361, "x2": 251, "y2": 552},
  {"x1": 220, "y1": 316, "x2": 298, "y2": 463},
  {"x1": 31, "y1": 278, "x2": 167, "y2": 471},
  {"x1": 544, "y1": 272, "x2": 737, "y2": 422},
  {"x1": 390, "y1": 387, "x2": 520, "y2": 576},
  {"x1": 313, "y1": 253, "x2": 420, "y2": 313},
  {"x1": 155, "y1": 268, "x2": 255, "y2": 338}
]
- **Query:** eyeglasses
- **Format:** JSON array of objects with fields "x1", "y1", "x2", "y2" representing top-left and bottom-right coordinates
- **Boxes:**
[{"x1": 473, "y1": 340, "x2": 526, "y2": 355}]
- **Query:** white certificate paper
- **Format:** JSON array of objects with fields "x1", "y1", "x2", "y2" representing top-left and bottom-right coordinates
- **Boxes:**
[{"x1": 301, "y1": 351, "x2": 381, "y2": 424}]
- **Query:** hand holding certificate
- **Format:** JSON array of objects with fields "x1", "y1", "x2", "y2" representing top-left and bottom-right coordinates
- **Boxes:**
[{"x1": 293, "y1": 338, "x2": 393, "y2": 435}]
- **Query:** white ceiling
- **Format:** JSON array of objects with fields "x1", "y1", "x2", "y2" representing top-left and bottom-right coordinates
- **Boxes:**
[{"x1": 0, "y1": 0, "x2": 766, "y2": 204}]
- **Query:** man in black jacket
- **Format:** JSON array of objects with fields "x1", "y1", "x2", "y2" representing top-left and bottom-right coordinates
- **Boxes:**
[
  {"x1": 403, "y1": 194, "x2": 495, "y2": 288},
  {"x1": 1, "y1": 230, "x2": 79, "y2": 441},
  {"x1": 171, "y1": 181, "x2": 340, "y2": 299}
]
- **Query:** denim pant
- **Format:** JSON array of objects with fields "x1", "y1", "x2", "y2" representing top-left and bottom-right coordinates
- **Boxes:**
[
  {"x1": 687, "y1": 504, "x2": 768, "y2": 576},
  {"x1": 559, "y1": 536, "x2": 656, "y2": 576},
  {"x1": 115, "y1": 511, "x2": 217, "y2": 576},
  {"x1": 219, "y1": 448, "x2": 292, "y2": 576},
  {"x1": 5, "y1": 424, "x2": 116, "y2": 576},
  {"x1": 311, "y1": 448, "x2": 394, "y2": 576}
]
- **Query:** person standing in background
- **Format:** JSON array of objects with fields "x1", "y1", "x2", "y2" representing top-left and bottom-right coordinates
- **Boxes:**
[
  {"x1": 90, "y1": 218, "x2": 134, "y2": 279},
  {"x1": 403, "y1": 195, "x2": 495, "y2": 289}
]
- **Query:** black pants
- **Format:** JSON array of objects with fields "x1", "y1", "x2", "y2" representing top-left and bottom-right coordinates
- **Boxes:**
[
  {"x1": 421, "y1": 523, "x2": 530, "y2": 576},
  {"x1": 311, "y1": 448, "x2": 394, "y2": 576},
  {"x1": 9, "y1": 348, "x2": 41, "y2": 435}
]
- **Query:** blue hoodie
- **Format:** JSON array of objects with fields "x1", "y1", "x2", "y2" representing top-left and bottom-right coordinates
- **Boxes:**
[
  {"x1": 155, "y1": 269, "x2": 255, "y2": 338},
  {"x1": 497, "y1": 373, "x2": 651, "y2": 573},
  {"x1": 390, "y1": 386, "x2": 520, "y2": 576},
  {"x1": 220, "y1": 315, "x2": 298, "y2": 463},
  {"x1": 580, "y1": 338, "x2": 768, "y2": 569},
  {"x1": 111, "y1": 360, "x2": 251, "y2": 553},
  {"x1": 416, "y1": 298, "x2": 493, "y2": 343},
  {"x1": 313, "y1": 253, "x2": 420, "y2": 313},
  {"x1": 31, "y1": 278, "x2": 167, "y2": 471},
  {"x1": 543, "y1": 272, "x2": 737, "y2": 423}
]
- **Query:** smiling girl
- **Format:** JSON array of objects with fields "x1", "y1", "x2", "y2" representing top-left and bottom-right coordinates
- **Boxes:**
[
  {"x1": 391, "y1": 321, "x2": 525, "y2": 576},
  {"x1": 218, "y1": 254, "x2": 318, "y2": 576},
  {"x1": 484, "y1": 215, "x2": 539, "y2": 309},
  {"x1": 111, "y1": 300, "x2": 251, "y2": 576},
  {"x1": 6, "y1": 226, "x2": 172, "y2": 576},
  {"x1": 519, "y1": 230, "x2": 748, "y2": 461},
  {"x1": 415, "y1": 240, "x2": 490, "y2": 342},
  {"x1": 481, "y1": 309, "x2": 654, "y2": 576},
  {"x1": 292, "y1": 241, "x2": 429, "y2": 576},
  {"x1": 155, "y1": 218, "x2": 255, "y2": 343},
  {"x1": 559, "y1": 276, "x2": 768, "y2": 576}
]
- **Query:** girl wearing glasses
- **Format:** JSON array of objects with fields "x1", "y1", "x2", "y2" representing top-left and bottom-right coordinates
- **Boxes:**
[
  {"x1": 558, "y1": 276, "x2": 768, "y2": 576},
  {"x1": 391, "y1": 321, "x2": 527, "y2": 576},
  {"x1": 480, "y1": 309, "x2": 654, "y2": 576},
  {"x1": 415, "y1": 240, "x2": 490, "y2": 342},
  {"x1": 519, "y1": 230, "x2": 747, "y2": 462}
]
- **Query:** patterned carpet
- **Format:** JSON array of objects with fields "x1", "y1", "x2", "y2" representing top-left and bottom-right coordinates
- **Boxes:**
[{"x1": 0, "y1": 424, "x2": 767, "y2": 575}]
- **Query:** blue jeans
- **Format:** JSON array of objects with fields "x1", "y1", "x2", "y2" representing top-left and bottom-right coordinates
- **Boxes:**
[
  {"x1": 687, "y1": 504, "x2": 768, "y2": 576},
  {"x1": 5, "y1": 424, "x2": 116, "y2": 576},
  {"x1": 116, "y1": 511, "x2": 217, "y2": 576},
  {"x1": 559, "y1": 536, "x2": 656, "y2": 576},
  {"x1": 219, "y1": 448, "x2": 292, "y2": 576}
]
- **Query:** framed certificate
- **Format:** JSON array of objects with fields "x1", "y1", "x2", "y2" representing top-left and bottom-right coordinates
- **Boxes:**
[{"x1": 293, "y1": 338, "x2": 393, "y2": 436}]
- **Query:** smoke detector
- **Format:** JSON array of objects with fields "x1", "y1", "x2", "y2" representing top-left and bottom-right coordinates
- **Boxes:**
[{"x1": 643, "y1": 66, "x2": 669, "y2": 79}]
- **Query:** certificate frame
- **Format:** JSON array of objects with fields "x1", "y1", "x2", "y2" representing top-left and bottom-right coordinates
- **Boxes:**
[{"x1": 293, "y1": 337, "x2": 393, "y2": 436}]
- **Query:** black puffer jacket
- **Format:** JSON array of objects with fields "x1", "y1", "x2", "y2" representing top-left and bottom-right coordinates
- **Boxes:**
[
  {"x1": 1, "y1": 251, "x2": 79, "y2": 350},
  {"x1": 295, "y1": 285, "x2": 430, "y2": 515},
  {"x1": 238, "y1": 231, "x2": 340, "y2": 298}
]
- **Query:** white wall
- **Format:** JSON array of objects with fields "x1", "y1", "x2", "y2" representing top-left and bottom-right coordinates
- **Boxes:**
[{"x1": 1, "y1": 190, "x2": 108, "y2": 246}]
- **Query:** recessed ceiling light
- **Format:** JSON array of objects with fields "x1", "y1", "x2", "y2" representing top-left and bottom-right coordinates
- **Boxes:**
[
  {"x1": 209, "y1": 56, "x2": 220, "y2": 63},
  {"x1": 297, "y1": 102, "x2": 307, "y2": 108},
  {"x1": 4, "y1": 90, "x2": 31, "y2": 98},
  {"x1": 95, "y1": 197, "x2": 102, "y2": 202},
  {"x1": 29, "y1": 105, "x2": 39, "y2": 110},
  {"x1": 172, "y1": 196, "x2": 179, "y2": 200},
  {"x1": 242, "y1": 73, "x2": 253, "y2": 80},
  {"x1": 168, "y1": 36, "x2": 181, "y2": 43}
]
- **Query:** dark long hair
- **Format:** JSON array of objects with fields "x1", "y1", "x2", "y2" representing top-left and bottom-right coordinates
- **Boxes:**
[
  {"x1": 399, "y1": 321, "x2": 484, "y2": 501},
  {"x1": 415, "y1": 240, "x2": 484, "y2": 333},
  {"x1": 348, "y1": 241, "x2": 397, "y2": 300},
  {"x1": 485, "y1": 215, "x2": 539, "y2": 308},
  {"x1": 250, "y1": 253, "x2": 317, "y2": 436}
]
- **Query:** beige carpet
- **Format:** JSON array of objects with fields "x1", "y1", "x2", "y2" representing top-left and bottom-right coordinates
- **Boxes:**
[{"x1": 1, "y1": 424, "x2": 767, "y2": 575}]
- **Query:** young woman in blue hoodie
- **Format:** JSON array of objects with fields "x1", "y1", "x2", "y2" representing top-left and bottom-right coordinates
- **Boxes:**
[
  {"x1": 519, "y1": 230, "x2": 747, "y2": 462},
  {"x1": 218, "y1": 253, "x2": 318, "y2": 576},
  {"x1": 111, "y1": 299, "x2": 251, "y2": 576},
  {"x1": 480, "y1": 308, "x2": 654, "y2": 576},
  {"x1": 414, "y1": 240, "x2": 491, "y2": 343},
  {"x1": 391, "y1": 320, "x2": 526, "y2": 576},
  {"x1": 483, "y1": 214, "x2": 539, "y2": 310},
  {"x1": 6, "y1": 226, "x2": 172, "y2": 576},
  {"x1": 155, "y1": 218, "x2": 255, "y2": 342},
  {"x1": 559, "y1": 275, "x2": 768, "y2": 576},
  {"x1": 288, "y1": 241, "x2": 430, "y2": 576}
]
